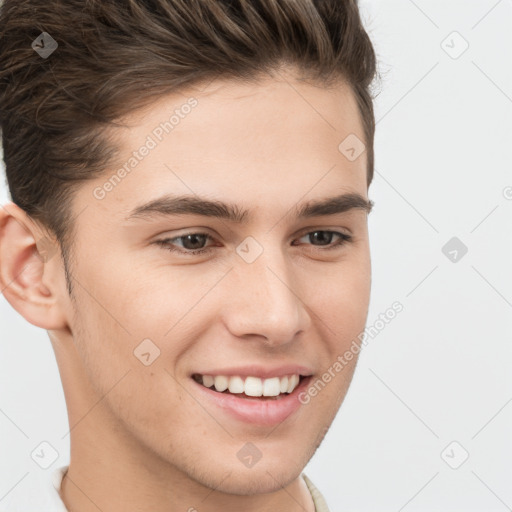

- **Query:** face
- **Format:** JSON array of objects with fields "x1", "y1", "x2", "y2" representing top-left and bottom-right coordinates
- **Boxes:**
[{"x1": 53, "y1": 69, "x2": 372, "y2": 494}]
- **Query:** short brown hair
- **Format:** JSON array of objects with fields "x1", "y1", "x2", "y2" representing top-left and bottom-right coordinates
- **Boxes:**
[{"x1": 0, "y1": 0, "x2": 378, "y2": 275}]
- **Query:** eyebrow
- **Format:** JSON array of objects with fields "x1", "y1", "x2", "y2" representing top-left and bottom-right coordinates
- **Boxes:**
[{"x1": 124, "y1": 192, "x2": 373, "y2": 223}]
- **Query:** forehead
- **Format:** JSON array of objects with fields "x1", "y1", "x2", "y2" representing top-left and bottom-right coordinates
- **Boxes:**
[
  {"x1": 115, "y1": 70, "x2": 364, "y2": 162},
  {"x1": 79, "y1": 71, "x2": 368, "y2": 224}
]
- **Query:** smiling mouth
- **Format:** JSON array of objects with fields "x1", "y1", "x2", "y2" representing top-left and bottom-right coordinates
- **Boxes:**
[{"x1": 191, "y1": 373, "x2": 307, "y2": 400}]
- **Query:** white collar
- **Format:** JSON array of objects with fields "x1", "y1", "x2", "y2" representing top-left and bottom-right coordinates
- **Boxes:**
[{"x1": 50, "y1": 465, "x2": 69, "y2": 511}]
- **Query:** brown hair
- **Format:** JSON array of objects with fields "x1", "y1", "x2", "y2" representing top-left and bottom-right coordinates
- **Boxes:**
[{"x1": 0, "y1": 0, "x2": 378, "y2": 282}]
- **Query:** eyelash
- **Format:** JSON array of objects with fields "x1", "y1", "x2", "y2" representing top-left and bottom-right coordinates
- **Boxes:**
[{"x1": 154, "y1": 230, "x2": 353, "y2": 256}]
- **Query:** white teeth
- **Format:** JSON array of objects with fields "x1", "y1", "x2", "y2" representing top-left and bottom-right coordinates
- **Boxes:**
[
  {"x1": 228, "y1": 376, "x2": 244, "y2": 394},
  {"x1": 214, "y1": 375, "x2": 228, "y2": 392},
  {"x1": 202, "y1": 375, "x2": 214, "y2": 388},
  {"x1": 244, "y1": 376, "x2": 263, "y2": 396},
  {"x1": 262, "y1": 377, "x2": 281, "y2": 397},
  {"x1": 287, "y1": 374, "x2": 299, "y2": 393},
  {"x1": 199, "y1": 374, "x2": 303, "y2": 396},
  {"x1": 279, "y1": 376, "x2": 289, "y2": 393}
]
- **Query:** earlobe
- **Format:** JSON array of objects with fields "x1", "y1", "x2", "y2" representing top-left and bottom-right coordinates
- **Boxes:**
[{"x1": 0, "y1": 201, "x2": 69, "y2": 330}]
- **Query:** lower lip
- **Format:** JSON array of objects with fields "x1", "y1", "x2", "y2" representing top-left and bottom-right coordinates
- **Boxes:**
[{"x1": 192, "y1": 376, "x2": 312, "y2": 426}]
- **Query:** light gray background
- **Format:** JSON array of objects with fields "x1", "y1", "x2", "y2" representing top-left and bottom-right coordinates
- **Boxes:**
[{"x1": 1, "y1": 1, "x2": 511, "y2": 510}]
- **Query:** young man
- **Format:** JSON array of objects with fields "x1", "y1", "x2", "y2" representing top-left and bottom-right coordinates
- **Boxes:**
[{"x1": 0, "y1": 1, "x2": 378, "y2": 510}]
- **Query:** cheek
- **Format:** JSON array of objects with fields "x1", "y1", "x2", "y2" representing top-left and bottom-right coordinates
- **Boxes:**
[
  {"x1": 308, "y1": 256, "x2": 371, "y2": 338},
  {"x1": 70, "y1": 294, "x2": 132, "y2": 392},
  {"x1": 68, "y1": 258, "x2": 216, "y2": 399},
  {"x1": 308, "y1": 257, "x2": 370, "y2": 406},
  {"x1": 112, "y1": 260, "x2": 230, "y2": 340},
  {"x1": 70, "y1": 288, "x2": 189, "y2": 426}
]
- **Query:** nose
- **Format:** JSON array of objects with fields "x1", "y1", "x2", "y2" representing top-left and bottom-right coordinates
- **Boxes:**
[{"x1": 222, "y1": 244, "x2": 311, "y2": 347}]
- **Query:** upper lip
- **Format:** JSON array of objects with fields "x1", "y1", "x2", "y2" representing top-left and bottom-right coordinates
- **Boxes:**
[{"x1": 192, "y1": 364, "x2": 314, "y2": 379}]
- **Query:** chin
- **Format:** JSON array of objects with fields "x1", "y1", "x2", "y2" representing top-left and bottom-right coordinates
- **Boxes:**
[{"x1": 208, "y1": 463, "x2": 303, "y2": 496}]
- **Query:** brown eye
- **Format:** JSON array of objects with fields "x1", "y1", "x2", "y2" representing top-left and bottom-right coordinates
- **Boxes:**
[
  {"x1": 176, "y1": 234, "x2": 209, "y2": 250},
  {"x1": 154, "y1": 233, "x2": 215, "y2": 255},
  {"x1": 294, "y1": 230, "x2": 352, "y2": 249}
]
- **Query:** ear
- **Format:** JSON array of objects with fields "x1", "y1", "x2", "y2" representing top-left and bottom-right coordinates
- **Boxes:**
[{"x1": 0, "y1": 201, "x2": 69, "y2": 330}]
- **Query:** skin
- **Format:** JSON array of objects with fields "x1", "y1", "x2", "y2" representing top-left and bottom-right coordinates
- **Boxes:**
[{"x1": 0, "y1": 67, "x2": 371, "y2": 512}]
